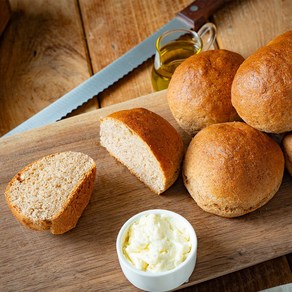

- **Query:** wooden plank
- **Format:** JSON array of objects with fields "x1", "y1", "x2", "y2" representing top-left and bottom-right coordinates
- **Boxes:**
[
  {"x1": 0, "y1": 0, "x2": 97, "y2": 136},
  {"x1": 1, "y1": 0, "x2": 291, "y2": 290},
  {"x1": 79, "y1": 0, "x2": 292, "y2": 108},
  {"x1": 213, "y1": 0, "x2": 292, "y2": 58},
  {"x1": 0, "y1": 0, "x2": 11, "y2": 37},
  {"x1": 1, "y1": 90, "x2": 291, "y2": 291},
  {"x1": 79, "y1": 0, "x2": 191, "y2": 107},
  {"x1": 179, "y1": 256, "x2": 292, "y2": 292}
]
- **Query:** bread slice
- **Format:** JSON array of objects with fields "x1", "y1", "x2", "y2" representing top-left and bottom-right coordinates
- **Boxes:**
[
  {"x1": 100, "y1": 108, "x2": 184, "y2": 194},
  {"x1": 5, "y1": 151, "x2": 96, "y2": 234}
]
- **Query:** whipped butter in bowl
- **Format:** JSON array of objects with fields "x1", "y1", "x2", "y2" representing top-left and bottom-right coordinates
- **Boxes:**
[{"x1": 116, "y1": 209, "x2": 197, "y2": 291}]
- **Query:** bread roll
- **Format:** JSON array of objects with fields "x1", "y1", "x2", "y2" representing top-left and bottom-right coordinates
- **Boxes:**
[
  {"x1": 267, "y1": 30, "x2": 292, "y2": 46},
  {"x1": 183, "y1": 122, "x2": 284, "y2": 218},
  {"x1": 5, "y1": 151, "x2": 96, "y2": 234},
  {"x1": 283, "y1": 133, "x2": 292, "y2": 175},
  {"x1": 167, "y1": 49, "x2": 244, "y2": 135},
  {"x1": 231, "y1": 31, "x2": 292, "y2": 133},
  {"x1": 100, "y1": 108, "x2": 184, "y2": 194}
]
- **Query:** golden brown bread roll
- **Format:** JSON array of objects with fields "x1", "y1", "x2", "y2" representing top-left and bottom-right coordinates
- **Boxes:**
[
  {"x1": 231, "y1": 31, "x2": 292, "y2": 134},
  {"x1": 283, "y1": 133, "x2": 292, "y2": 175},
  {"x1": 167, "y1": 49, "x2": 244, "y2": 136},
  {"x1": 183, "y1": 122, "x2": 284, "y2": 218},
  {"x1": 267, "y1": 30, "x2": 292, "y2": 46}
]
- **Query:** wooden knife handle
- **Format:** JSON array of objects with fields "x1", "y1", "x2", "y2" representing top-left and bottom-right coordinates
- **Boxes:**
[{"x1": 177, "y1": 0, "x2": 233, "y2": 31}]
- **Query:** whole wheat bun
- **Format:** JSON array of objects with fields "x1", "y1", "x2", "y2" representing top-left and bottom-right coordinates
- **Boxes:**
[
  {"x1": 167, "y1": 49, "x2": 244, "y2": 135},
  {"x1": 100, "y1": 108, "x2": 184, "y2": 194},
  {"x1": 231, "y1": 31, "x2": 292, "y2": 134},
  {"x1": 267, "y1": 30, "x2": 292, "y2": 46},
  {"x1": 183, "y1": 122, "x2": 284, "y2": 218},
  {"x1": 283, "y1": 133, "x2": 292, "y2": 175},
  {"x1": 5, "y1": 152, "x2": 96, "y2": 234}
]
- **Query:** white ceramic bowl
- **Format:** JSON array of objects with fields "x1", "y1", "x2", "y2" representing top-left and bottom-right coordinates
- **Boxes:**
[{"x1": 116, "y1": 209, "x2": 197, "y2": 292}]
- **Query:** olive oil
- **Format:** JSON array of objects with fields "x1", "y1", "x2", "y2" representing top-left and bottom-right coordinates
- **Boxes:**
[{"x1": 151, "y1": 40, "x2": 201, "y2": 91}]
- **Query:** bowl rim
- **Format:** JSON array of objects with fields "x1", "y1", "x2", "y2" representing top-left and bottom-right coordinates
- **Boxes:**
[{"x1": 116, "y1": 209, "x2": 198, "y2": 277}]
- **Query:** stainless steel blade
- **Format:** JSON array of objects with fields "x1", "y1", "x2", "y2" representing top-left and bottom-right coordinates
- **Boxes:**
[{"x1": 3, "y1": 17, "x2": 191, "y2": 138}]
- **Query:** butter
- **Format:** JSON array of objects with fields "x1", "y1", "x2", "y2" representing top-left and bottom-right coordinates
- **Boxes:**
[{"x1": 123, "y1": 213, "x2": 192, "y2": 272}]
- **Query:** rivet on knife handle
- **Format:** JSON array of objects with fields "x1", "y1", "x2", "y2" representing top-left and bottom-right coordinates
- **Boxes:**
[{"x1": 178, "y1": 0, "x2": 233, "y2": 31}]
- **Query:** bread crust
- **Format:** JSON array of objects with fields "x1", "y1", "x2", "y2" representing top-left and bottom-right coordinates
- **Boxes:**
[
  {"x1": 50, "y1": 166, "x2": 96, "y2": 234},
  {"x1": 102, "y1": 108, "x2": 184, "y2": 194},
  {"x1": 167, "y1": 49, "x2": 244, "y2": 135},
  {"x1": 231, "y1": 31, "x2": 292, "y2": 134},
  {"x1": 183, "y1": 122, "x2": 284, "y2": 218},
  {"x1": 5, "y1": 152, "x2": 96, "y2": 234},
  {"x1": 283, "y1": 133, "x2": 292, "y2": 175},
  {"x1": 267, "y1": 30, "x2": 292, "y2": 46}
]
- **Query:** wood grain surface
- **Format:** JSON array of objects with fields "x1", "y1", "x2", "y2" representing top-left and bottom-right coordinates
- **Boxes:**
[
  {"x1": 0, "y1": 0, "x2": 292, "y2": 290},
  {"x1": 0, "y1": 0, "x2": 11, "y2": 37},
  {"x1": 0, "y1": 91, "x2": 292, "y2": 291},
  {"x1": 179, "y1": 256, "x2": 292, "y2": 292},
  {"x1": 0, "y1": 0, "x2": 291, "y2": 132},
  {"x1": 214, "y1": 0, "x2": 292, "y2": 58},
  {"x1": 79, "y1": 0, "x2": 189, "y2": 107},
  {"x1": 0, "y1": 0, "x2": 98, "y2": 135}
]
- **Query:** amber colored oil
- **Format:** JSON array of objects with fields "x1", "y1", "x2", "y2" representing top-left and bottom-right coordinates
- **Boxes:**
[{"x1": 151, "y1": 40, "x2": 201, "y2": 91}]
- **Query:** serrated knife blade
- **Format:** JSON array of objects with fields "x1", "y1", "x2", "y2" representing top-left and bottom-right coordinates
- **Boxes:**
[{"x1": 3, "y1": 0, "x2": 231, "y2": 138}]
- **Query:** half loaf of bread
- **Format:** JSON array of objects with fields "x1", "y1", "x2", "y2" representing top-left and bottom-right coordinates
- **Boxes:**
[
  {"x1": 5, "y1": 151, "x2": 96, "y2": 234},
  {"x1": 100, "y1": 108, "x2": 184, "y2": 194}
]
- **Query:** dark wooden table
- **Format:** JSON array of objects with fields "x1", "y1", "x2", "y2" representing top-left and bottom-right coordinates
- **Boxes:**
[{"x1": 0, "y1": 0, "x2": 291, "y2": 290}]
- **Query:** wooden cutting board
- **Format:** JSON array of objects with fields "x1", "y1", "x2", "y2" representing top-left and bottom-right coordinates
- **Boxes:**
[{"x1": 0, "y1": 90, "x2": 291, "y2": 291}]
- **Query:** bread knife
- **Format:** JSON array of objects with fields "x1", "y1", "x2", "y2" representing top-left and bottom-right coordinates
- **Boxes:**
[{"x1": 3, "y1": 0, "x2": 232, "y2": 137}]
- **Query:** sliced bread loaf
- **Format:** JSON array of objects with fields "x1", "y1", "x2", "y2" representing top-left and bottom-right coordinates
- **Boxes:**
[
  {"x1": 100, "y1": 108, "x2": 184, "y2": 194},
  {"x1": 5, "y1": 151, "x2": 96, "y2": 234}
]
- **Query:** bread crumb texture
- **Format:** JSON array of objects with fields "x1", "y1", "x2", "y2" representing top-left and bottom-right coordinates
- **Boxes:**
[
  {"x1": 100, "y1": 108, "x2": 184, "y2": 194},
  {"x1": 183, "y1": 122, "x2": 285, "y2": 218},
  {"x1": 5, "y1": 151, "x2": 96, "y2": 234}
]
